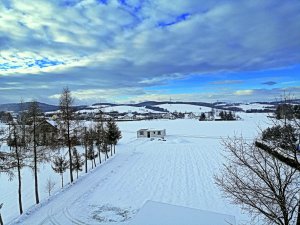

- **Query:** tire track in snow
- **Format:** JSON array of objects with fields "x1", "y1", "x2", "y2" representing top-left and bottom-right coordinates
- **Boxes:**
[
  {"x1": 63, "y1": 207, "x2": 89, "y2": 225},
  {"x1": 37, "y1": 207, "x2": 61, "y2": 225}
]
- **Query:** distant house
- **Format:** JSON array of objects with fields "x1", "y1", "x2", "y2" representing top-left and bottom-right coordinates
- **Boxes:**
[
  {"x1": 162, "y1": 113, "x2": 175, "y2": 120},
  {"x1": 9, "y1": 119, "x2": 58, "y2": 146},
  {"x1": 35, "y1": 120, "x2": 59, "y2": 145},
  {"x1": 184, "y1": 112, "x2": 196, "y2": 119},
  {"x1": 137, "y1": 129, "x2": 166, "y2": 138},
  {"x1": 204, "y1": 111, "x2": 215, "y2": 121},
  {"x1": 122, "y1": 113, "x2": 135, "y2": 120}
]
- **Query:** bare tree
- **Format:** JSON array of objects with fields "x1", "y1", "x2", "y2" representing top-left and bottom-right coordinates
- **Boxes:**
[
  {"x1": 45, "y1": 177, "x2": 56, "y2": 197},
  {"x1": 26, "y1": 100, "x2": 44, "y2": 204},
  {"x1": 215, "y1": 137, "x2": 300, "y2": 225},
  {"x1": 57, "y1": 87, "x2": 76, "y2": 183},
  {"x1": 254, "y1": 99, "x2": 300, "y2": 224},
  {"x1": 255, "y1": 95, "x2": 300, "y2": 171},
  {"x1": 7, "y1": 121, "x2": 26, "y2": 215}
]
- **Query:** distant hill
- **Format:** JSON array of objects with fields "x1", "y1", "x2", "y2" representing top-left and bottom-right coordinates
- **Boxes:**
[
  {"x1": 0, "y1": 102, "x2": 59, "y2": 113},
  {"x1": 0, "y1": 99, "x2": 299, "y2": 114},
  {"x1": 0, "y1": 102, "x2": 87, "y2": 113}
]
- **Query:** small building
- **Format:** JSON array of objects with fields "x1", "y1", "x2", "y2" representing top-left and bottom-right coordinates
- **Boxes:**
[
  {"x1": 162, "y1": 113, "x2": 175, "y2": 120},
  {"x1": 122, "y1": 113, "x2": 135, "y2": 120},
  {"x1": 137, "y1": 129, "x2": 166, "y2": 138},
  {"x1": 184, "y1": 112, "x2": 196, "y2": 119},
  {"x1": 36, "y1": 120, "x2": 59, "y2": 145}
]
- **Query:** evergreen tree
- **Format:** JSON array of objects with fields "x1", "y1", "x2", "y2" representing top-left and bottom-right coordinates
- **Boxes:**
[
  {"x1": 199, "y1": 113, "x2": 206, "y2": 121},
  {"x1": 81, "y1": 127, "x2": 89, "y2": 173},
  {"x1": 106, "y1": 119, "x2": 122, "y2": 155},
  {"x1": 87, "y1": 139, "x2": 97, "y2": 169},
  {"x1": 219, "y1": 111, "x2": 225, "y2": 120},
  {"x1": 52, "y1": 155, "x2": 69, "y2": 188},
  {"x1": 95, "y1": 111, "x2": 105, "y2": 164},
  {"x1": 275, "y1": 104, "x2": 294, "y2": 121},
  {"x1": 72, "y1": 147, "x2": 84, "y2": 179},
  {"x1": 101, "y1": 135, "x2": 110, "y2": 161}
]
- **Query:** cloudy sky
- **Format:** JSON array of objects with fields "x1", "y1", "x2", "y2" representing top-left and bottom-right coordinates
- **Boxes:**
[{"x1": 0, "y1": 0, "x2": 300, "y2": 105}]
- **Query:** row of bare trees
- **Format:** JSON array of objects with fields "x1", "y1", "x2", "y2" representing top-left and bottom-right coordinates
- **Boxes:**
[
  {"x1": 215, "y1": 99, "x2": 300, "y2": 225},
  {"x1": 0, "y1": 88, "x2": 122, "y2": 224}
]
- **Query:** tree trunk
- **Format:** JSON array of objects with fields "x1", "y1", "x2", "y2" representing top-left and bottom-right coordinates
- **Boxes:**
[
  {"x1": 111, "y1": 145, "x2": 112, "y2": 156},
  {"x1": 16, "y1": 146, "x2": 23, "y2": 215},
  {"x1": 106, "y1": 148, "x2": 109, "y2": 160},
  {"x1": 98, "y1": 149, "x2": 101, "y2": 164},
  {"x1": 114, "y1": 145, "x2": 115, "y2": 154},
  {"x1": 91, "y1": 160, "x2": 94, "y2": 169},
  {"x1": 76, "y1": 170, "x2": 78, "y2": 179},
  {"x1": 93, "y1": 156, "x2": 96, "y2": 168},
  {"x1": 33, "y1": 121, "x2": 39, "y2": 204},
  {"x1": 84, "y1": 127, "x2": 88, "y2": 173},
  {"x1": 296, "y1": 199, "x2": 300, "y2": 225},
  {"x1": 0, "y1": 213, "x2": 3, "y2": 225},
  {"x1": 61, "y1": 173, "x2": 64, "y2": 188},
  {"x1": 67, "y1": 121, "x2": 73, "y2": 183}
]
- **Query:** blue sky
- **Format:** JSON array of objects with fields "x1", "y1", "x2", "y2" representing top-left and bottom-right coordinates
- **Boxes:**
[{"x1": 0, "y1": 0, "x2": 299, "y2": 104}]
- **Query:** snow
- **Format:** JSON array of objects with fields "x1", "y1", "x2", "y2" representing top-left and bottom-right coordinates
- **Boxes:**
[
  {"x1": 129, "y1": 200, "x2": 236, "y2": 225},
  {"x1": 158, "y1": 103, "x2": 212, "y2": 113},
  {"x1": 78, "y1": 105, "x2": 159, "y2": 114},
  {"x1": 233, "y1": 103, "x2": 274, "y2": 111},
  {"x1": 1, "y1": 113, "x2": 270, "y2": 225}
]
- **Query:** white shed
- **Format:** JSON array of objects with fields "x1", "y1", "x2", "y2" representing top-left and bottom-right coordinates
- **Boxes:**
[{"x1": 137, "y1": 129, "x2": 166, "y2": 138}]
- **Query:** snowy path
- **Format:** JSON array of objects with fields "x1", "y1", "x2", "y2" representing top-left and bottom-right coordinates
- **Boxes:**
[{"x1": 8, "y1": 136, "x2": 246, "y2": 225}]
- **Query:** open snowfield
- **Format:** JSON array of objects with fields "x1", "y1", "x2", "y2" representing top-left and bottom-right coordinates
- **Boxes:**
[
  {"x1": 235, "y1": 103, "x2": 274, "y2": 111},
  {"x1": 78, "y1": 105, "x2": 159, "y2": 114},
  {"x1": 1, "y1": 113, "x2": 270, "y2": 225},
  {"x1": 156, "y1": 103, "x2": 212, "y2": 113}
]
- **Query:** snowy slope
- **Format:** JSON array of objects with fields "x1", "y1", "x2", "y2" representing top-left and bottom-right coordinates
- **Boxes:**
[
  {"x1": 235, "y1": 103, "x2": 274, "y2": 111},
  {"x1": 78, "y1": 105, "x2": 159, "y2": 114},
  {"x1": 2, "y1": 114, "x2": 269, "y2": 225},
  {"x1": 157, "y1": 103, "x2": 212, "y2": 113},
  {"x1": 78, "y1": 102, "x2": 275, "y2": 115}
]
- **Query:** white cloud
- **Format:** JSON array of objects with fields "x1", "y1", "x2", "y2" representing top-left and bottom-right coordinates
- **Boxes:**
[{"x1": 0, "y1": 0, "x2": 300, "y2": 103}]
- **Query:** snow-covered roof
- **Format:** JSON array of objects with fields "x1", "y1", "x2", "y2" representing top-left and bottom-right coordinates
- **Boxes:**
[
  {"x1": 129, "y1": 201, "x2": 236, "y2": 225},
  {"x1": 46, "y1": 119, "x2": 58, "y2": 127},
  {"x1": 138, "y1": 128, "x2": 165, "y2": 132}
]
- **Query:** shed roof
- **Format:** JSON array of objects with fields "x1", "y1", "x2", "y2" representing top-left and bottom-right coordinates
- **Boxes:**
[{"x1": 138, "y1": 128, "x2": 165, "y2": 131}]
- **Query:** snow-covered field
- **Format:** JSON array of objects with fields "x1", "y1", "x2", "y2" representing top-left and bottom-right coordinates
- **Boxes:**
[
  {"x1": 1, "y1": 113, "x2": 269, "y2": 225},
  {"x1": 157, "y1": 103, "x2": 212, "y2": 113},
  {"x1": 79, "y1": 105, "x2": 159, "y2": 114},
  {"x1": 235, "y1": 103, "x2": 274, "y2": 111}
]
